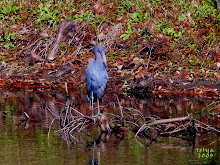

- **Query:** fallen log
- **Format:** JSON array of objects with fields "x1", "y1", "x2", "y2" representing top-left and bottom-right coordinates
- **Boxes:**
[{"x1": 135, "y1": 115, "x2": 191, "y2": 138}]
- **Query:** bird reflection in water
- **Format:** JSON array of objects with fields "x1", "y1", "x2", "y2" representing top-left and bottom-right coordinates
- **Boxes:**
[{"x1": 88, "y1": 132, "x2": 111, "y2": 165}]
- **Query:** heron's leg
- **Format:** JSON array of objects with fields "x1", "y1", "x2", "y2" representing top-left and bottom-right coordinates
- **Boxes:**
[
  {"x1": 91, "y1": 91, "x2": 94, "y2": 117},
  {"x1": 98, "y1": 147, "x2": 100, "y2": 165},
  {"x1": 97, "y1": 98, "x2": 101, "y2": 128},
  {"x1": 92, "y1": 143, "x2": 95, "y2": 165},
  {"x1": 97, "y1": 98, "x2": 100, "y2": 116}
]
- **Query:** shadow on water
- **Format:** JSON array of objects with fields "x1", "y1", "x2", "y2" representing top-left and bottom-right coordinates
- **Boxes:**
[{"x1": 0, "y1": 89, "x2": 219, "y2": 165}]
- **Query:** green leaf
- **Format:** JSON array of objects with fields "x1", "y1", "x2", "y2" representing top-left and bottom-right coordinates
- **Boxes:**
[
  {"x1": 67, "y1": 13, "x2": 73, "y2": 19},
  {"x1": 39, "y1": 2, "x2": 44, "y2": 11},
  {"x1": 8, "y1": 2, "x2": 14, "y2": 10},
  {"x1": 129, "y1": 11, "x2": 143, "y2": 22},
  {"x1": 44, "y1": 5, "x2": 49, "y2": 13},
  {"x1": 3, "y1": 29, "x2": 9, "y2": 42},
  {"x1": 174, "y1": 31, "x2": 182, "y2": 38},
  {"x1": 120, "y1": 33, "x2": 130, "y2": 40},
  {"x1": 11, "y1": 32, "x2": 16, "y2": 40},
  {"x1": 178, "y1": 14, "x2": 186, "y2": 20},
  {"x1": 144, "y1": 12, "x2": 149, "y2": 19},
  {"x1": 0, "y1": 14, "x2": 5, "y2": 19},
  {"x1": 35, "y1": 18, "x2": 41, "y2": 24},
  {"x1": 12, "y1": 5, "x2": 20, "y2": 13},
  {"x1": 129, "y1": 12, "x2": 138, "y2": 21},
  {"x1": 127, "y1": 22, "x2": 132, "y2": 31},
  {"x1": 137, "y1": 11, "x2": 143, "y2": 22},
  {"x1": 42, "y1": 14, "x2": 47, "y2": 20}
]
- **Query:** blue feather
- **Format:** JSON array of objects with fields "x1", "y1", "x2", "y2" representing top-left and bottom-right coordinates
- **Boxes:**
[{"x1": 86, "y1": 46, "x2": 108, "y2": 104}]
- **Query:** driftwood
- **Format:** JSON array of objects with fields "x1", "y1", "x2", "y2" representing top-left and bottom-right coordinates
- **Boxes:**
[
  {"x1": 145, "y1": 116, "x2": 190, "y2": 126},
  {"x1": 44, "y1": 95, "x2": 219, "y2": 144},
  {"x1": 47, "y1": 19, "x2": 79, "y2": 61},
  {"x1": 135, "y1": 115, "x2": 191, "y2": 138}
]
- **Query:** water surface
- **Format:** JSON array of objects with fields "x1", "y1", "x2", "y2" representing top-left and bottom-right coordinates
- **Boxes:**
[{"x1": 0, "y1": 90, "x2": 219, "y2": 165}]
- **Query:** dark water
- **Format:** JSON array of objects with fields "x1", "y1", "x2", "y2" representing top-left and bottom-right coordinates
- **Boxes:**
[{"x1": 0, "y1": 89, "x2": 219, "y2": 165}]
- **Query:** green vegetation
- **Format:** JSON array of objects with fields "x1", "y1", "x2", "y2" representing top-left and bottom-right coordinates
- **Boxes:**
[
  {"x1": 0, "y1": 0, "x2": 219, "y2": 82},
  {"x1": 0, "y1": 2, "x2": 22, "y2": 19},
  {"x1": 34, "y1": 2, "x2": 60, "y2": 25}
]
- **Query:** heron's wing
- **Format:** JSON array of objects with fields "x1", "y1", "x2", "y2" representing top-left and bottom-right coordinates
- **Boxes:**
[
  {"x1": 86, "y1": 59, "x2": 96, "y2": 99},
  {"x1": 86, "y1": 59, "x2": 108, "y2": 100},
  {"x1": 93, "y1": 64, "x2": 108, "y2": 98}
]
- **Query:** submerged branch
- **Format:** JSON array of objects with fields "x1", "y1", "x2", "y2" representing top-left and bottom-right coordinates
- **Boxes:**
[
  {"x1": 146, "y1": 116, "x2": 190, "y2": 127},
  {"x1": 46, "y1": 98, "x2": 219, "y2": 144},
  {"x1": 135, "y1": 115, "x2": 191, "y2": 138}
]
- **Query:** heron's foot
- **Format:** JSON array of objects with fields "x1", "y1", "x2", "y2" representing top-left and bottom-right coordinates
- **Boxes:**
[
  {"x1": 91, "y1": 115, "x2": 96, "y2": 123},
  {"x1": 92, "y1": 113, "x2": 102, "y2": 124},
  {"x1": 94, "y1": 118, "x2": 97, "y2": 124}
]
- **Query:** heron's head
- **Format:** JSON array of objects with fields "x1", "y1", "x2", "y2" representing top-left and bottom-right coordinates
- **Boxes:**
[{"x1": 93, "y1": 45, "x2": 108, "y2": 68}]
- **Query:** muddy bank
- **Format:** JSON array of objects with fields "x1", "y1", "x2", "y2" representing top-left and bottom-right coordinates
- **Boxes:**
[
  {"x1": 131, "y1": 75, "x2": 220, "y2": 98},
  {"x1": 0, "y1": 62, "x2": 219, "y2": 99}
]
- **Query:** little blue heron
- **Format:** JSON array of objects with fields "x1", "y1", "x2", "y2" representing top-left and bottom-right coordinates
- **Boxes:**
[{"x1": 86, "y1": 45, "x2": 108, "y2": 117}]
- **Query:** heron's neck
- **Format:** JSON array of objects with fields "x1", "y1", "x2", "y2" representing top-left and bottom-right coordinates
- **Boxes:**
[{"x1": 95, "y1": 52, "x2": 102, "y2": 63}]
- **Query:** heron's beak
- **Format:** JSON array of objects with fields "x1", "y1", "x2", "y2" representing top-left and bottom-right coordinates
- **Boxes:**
[{"x1": 102, "y1": 51, "x2": 108, "y2": 68}]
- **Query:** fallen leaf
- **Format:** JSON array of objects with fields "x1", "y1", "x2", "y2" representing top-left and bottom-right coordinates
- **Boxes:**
[
  {"x1": 31, "y1": 52, "x2": 44, "y2": 62},
  {"x1": 164, "y1": 91, "x2": 170, "y2": 95},
  {"x1": 121, "y1": 99, "x2": 125, "y2": 106},
  {"x1": 133, "y1": 57, "x2": 140, "y2": 65},
  {"x1": 158, "y1": 86, "x2": 162, "y2": 90},
  {"x1": 93, "y1": 2, "x2": 103, "y2": 17},
  {"x1": 147, "y1": 22, "x2": 156, "y2": 34},
  {"x1": 69, "y1": 77, "x2": 74, "y2": 81},
  {"x1": 40, "y1": 31, "x2": 49, "y2": 38},
  {"x1": 169, "y1": 78, "x2": 174, "y2": 84},
  {"x1": 214, "y1": 72, "x2": 220, "y2": 80},
  {"x1": 73, "y1": 82, "x2": 80, "y2": 88},
  {"x1": 120, "y1": 70, "x2": 125, "y2": 77},
  {"x1": 9, "y1": 24, "x2": 18, "y2": 32}
]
